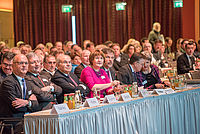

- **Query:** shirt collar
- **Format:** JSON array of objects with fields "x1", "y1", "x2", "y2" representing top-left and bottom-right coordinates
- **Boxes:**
[
  {"x1": 13, "y1": 73, "x2": 24, "y2": 82},
  {"x1": 30, "y1": 72, "x2": 39, "y2": 77},
  {"x1": 44, "y1": 68, "x2": 54, "y2": 75},
  {"x1": 129, "y1": 64, "x2": 135, "y2": 73}
]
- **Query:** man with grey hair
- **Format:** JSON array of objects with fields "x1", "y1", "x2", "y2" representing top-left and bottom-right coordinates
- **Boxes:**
[
  {"x1": 51, "y1": 54, "x2": 89, "y2": 103},
  {"x1": 74, "y1": 50, "x2": 91, "y2": 79},
  {"x1": 148, "y1": 22, "x2": 165, "y2": 46},
  {"x1": 26, "y1": 52, "x2": 62, "y2": 109}
]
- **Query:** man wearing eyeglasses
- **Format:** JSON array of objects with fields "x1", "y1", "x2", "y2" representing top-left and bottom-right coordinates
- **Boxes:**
[
  {"x1": 0, "y1": 54, "x2": 39, "y2": 117},
  {"x1": 117, "y1": 53, "x2": 145, "y2": 85},
  {"x1": 0, "y1": 52, "x2": 16, "y2": 84},
  {"x1": 26, "y1": 52, "x2": 62, "y2": 110},
  {"x1": 40, "y1": 54, "x2": 57, "y2": 79},
  {"x1": 51, "y1": 54, "x2": 89, "y2": 103}
]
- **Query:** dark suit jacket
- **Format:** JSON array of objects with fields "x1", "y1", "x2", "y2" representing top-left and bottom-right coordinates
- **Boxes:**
[
  {"x1": 101, "y1": 66, "x2": 116, "y2": 81},
  {"x1": 74, "y1": 63, "x2": 85, "y2": 79},
  {"x1": 177, "y1": 53, "x2": 195, "y2": 75},
  {"x1": 0, "y1": 74, "x2": 39, "y2": 117},
  {"x1": 51, "y1": 70, "x2": 90, "y2": 103},
  {"x1": 0, "y1": 68, "x2": 8, "y2": 85},
  {"x1": 113, "y1": 53, "x2": 129, "y2": 71},
  {"x1": 26, "y1": 72, "x2": 62, "y2": 110},
  {"x1": 40, "y1": 69, "x2": 53, "y2": 80},
  {"x1": 117, "y1": 64, "x2": 137, "y2": 85}
]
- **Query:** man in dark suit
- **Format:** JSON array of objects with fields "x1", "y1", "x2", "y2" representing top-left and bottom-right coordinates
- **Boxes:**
[
  {"x1": 117, "y1": 53, "x2": 145, "y2": 85},
  {"x1": 26, "y1": 52, "x2": 62, "y2": 110},
  {"x1": 0, "y1": 52, "x2": 16, "y2": 84},
  {"x1": 74, "y1": 50, "x2": 91, "y2": 79},
  {"x1": 101, "y1": 48, "x2": 116, "y2": 81},
  {"x1": 177, "y1": 41, "x2": 195, "y2": 75},
  {"x1": 0, "y1": 54, "x2": 39, "y2": 117},
  {"x1": 111, "y1": 43, "x2": 129, "y2": 71},
  {"x1": 40, "y1": 54, "x2": 56, "y2": 79},
  {"x1": 51, "y1": 55, "x2": 89, "y2": 103}
]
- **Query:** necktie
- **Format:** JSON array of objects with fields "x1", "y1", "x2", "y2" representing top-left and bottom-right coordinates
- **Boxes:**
[
  {"x1": 69, "y1": 75, "x2": 78, "y2": 86},
  {"x1": 22, "y1": 78, "x2": 26, "y2": 100},
  {"x1": 37, "y1": 75, "x2": 46, "y2": 87},
  {"x1": 106, "y1": 70, "x2": 110, "y2": 79}
]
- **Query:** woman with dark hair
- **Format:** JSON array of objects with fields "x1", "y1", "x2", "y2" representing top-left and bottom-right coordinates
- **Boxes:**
[
  {"x1": 136, "y1": 51, "x2": 170, "y2": 89},
  {"x1": 80, "y1": 50, "x2": 120, "y2": 98}
]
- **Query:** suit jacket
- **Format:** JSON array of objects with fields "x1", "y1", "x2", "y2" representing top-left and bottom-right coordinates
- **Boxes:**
[
  {"x1": 0, "y1": 74, "x2": 39, "y2": 117},
  {"x1": 40, "y1": 69, "x2": 53, "y2": 80},
  {"x1": 74, "y1": 63, "x2": 85, "y2": 79},
  {"x1": 0, "y1": 68, "x2": 8, "y2": 85},
  {"x1": 101, "y1": 66, "x2": 116, "y2": 81},
  {"x1": 177, "y1": 53, "x2": 195, "y2": 75},
  {"x1": 113, "y1": 53, "x2": 129, "y2": 71},
  {"x1": 51, "y1": 70, "x2": 90, "y2": 103},
  {"x1": 26, "y1": 72, "x2": 62, "y2": 110},
  {"x1": 117, "y1": 64, "x2": 137, "y2": 85}
]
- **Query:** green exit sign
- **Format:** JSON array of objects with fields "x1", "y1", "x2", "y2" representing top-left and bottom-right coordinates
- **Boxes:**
[
  {"x1": 62, "y1": 5, "x2": 73, "y2": 13},
  {"x1": 174, "y1": 1, "x2": 183, "y2": 8},
  {"x1": 116, "y1": 2, "x2": 127, "y2": 11}
]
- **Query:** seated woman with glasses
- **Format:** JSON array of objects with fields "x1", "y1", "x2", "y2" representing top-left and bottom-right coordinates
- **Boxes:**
[
  {"x1": 136, "y1": 51, "x2": 170, "y2": 89},
  {"x1": 80, "y1": 50, "x2": 120, "y2": 98}
]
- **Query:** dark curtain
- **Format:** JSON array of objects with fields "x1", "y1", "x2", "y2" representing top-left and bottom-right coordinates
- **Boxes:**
[{"x1": 14, "y1": 0, "x2": 182, "y2": 49}]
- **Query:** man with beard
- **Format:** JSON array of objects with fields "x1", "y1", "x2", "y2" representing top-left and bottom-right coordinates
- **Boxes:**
[
  {"x1": 101, "y1": 48, "x2": 116, "y2": 81},
  {"x1": 51, "y1": 55, "x2": 89, "y2": 103},
  {"x1": 0, "y1": 52, "x2": 16, "y2": 84},
  {"x1": 26, "y1": 52, "x2": 62, "y2": 110},
  {"x1": 74, "y1": 50, "x2": 91, "y2": 79}
]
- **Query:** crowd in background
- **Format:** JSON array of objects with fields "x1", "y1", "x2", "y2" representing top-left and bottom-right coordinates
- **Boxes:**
[{"x1": 0, "y1": 22, "x2": 200, "y2": 133}]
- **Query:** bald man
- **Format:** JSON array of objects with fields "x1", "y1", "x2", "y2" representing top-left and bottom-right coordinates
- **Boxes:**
[
  {"x1": 0, "y1": 54, "x2": 39, "y2": 117},
  {"x1": 51, "y1": 55, "x2": 89, "y2": 103}
]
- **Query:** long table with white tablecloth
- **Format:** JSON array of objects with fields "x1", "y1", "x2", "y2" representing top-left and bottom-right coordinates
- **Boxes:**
[{"x1": 24, "y1": 88, "x2": 200, "y2": 134}]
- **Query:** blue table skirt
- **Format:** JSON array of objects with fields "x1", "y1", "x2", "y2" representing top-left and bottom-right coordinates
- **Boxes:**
[{"x1": 25, "y1": 88, "x2": 200, "y2": 134}]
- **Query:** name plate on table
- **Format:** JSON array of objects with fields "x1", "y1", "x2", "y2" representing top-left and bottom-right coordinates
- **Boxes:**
[
  {"x1": 50, "y1": 103, "x2": 69, "y2": 114},
  {"x1": 84, "y1": 98, "x2": 99, "y2": 107},
  {"x1": 165, "y1": 88, "x2": 175, "y2": 94},
  {"x1": 153, "y1": 89, "x2": 166, "y2": 95},
  {"x1": 103, "y1": 94, "x2": 117, "y2": 103},
  {"x1": 118, "y1": 93, "x2": 132, "y2": 101},
  {"x1": 139, "y1": 89, "x2": 151, "y2": 98}
]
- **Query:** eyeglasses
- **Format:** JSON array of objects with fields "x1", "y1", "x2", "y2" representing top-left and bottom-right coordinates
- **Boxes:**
[
  {"x1": 2, "y1": 63, "x2": 12, "y2": 67},
  {"x1": 14, "y1": 62, "x2": 28, "y2": 65}
]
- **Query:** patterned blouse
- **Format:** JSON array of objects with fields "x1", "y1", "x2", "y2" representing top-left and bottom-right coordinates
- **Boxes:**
[{"x1": 136, "y1": 64, "x2": 163, "y2": 89}]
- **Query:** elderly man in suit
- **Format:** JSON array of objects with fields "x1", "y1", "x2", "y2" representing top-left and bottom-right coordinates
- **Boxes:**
[
  {"x1": 74, "y1": 50, "x2": 91, "y2": 79},
  {"x1": 117, "y1": 53, "x2": 145, "y2": 85},
  {"x1": 26, "y1": 52, "x2": 62, "y2": 109},
  {"x1": 111, "y1": 43, "x2": 129, "y2": 71},
  {"x1": 177, "y1": 41, "x2": 195, "y2": 75},
  {"x1": 0, "y1": 54, "x2": 39, "y2": 117},
  {"x1": 51, "y1": 54, "x2": 89, "y2": 103},
  {"x1": 101, "y1": 48, "x2": 116, "y2": 81}
]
